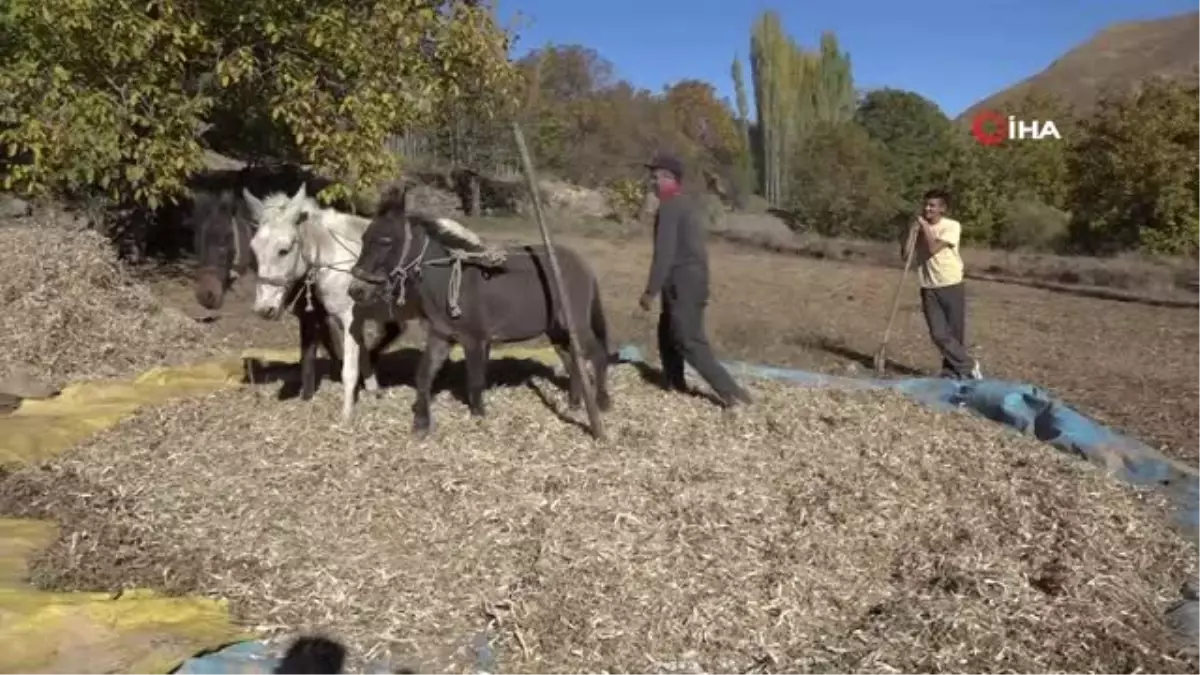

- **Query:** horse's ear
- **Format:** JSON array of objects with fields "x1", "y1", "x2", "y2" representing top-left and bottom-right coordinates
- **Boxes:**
[
  {"x1": 378, "y1": 182, "x2": 408, "y2": 215},
  {"x1": 242, "y1": 188, "x2": 265, "y2": 221}
]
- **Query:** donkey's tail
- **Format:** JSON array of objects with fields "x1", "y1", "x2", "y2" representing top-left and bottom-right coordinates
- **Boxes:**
[{"x1": 589, "y1": 284, "x2": 610, "y2": 356}]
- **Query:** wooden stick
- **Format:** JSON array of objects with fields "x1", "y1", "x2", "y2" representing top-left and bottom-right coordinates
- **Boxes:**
[
  {"x1": 873, "y1": 228, "x2": 918, "y2": 375},
  {"x1": 511, "y1": 121, "x2": 607, "y2": 441}
]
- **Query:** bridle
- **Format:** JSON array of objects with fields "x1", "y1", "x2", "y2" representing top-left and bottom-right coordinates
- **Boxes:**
[
  {"x1": 197, "y1": 210, "x2": 250, "y2": 289},
  {"x1": 384, "y1": 218, "x2": 430, "y2": 312},
  {"x1": 255, "y1": 211, "x2": 363, "y2": 317}
]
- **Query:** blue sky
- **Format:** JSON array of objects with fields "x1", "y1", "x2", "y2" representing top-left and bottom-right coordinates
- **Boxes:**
[{"x1": 497, "y1": 0, "x2": 1197, "y2": 119}]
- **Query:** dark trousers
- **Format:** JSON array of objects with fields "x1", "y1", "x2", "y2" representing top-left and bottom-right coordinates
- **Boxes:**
[
  {"x1": 657, "y1": 274, "x2": 747, "y2": 403},
  {"x1": 920, "y1": 282, "x2": 973, "y2": 378}
]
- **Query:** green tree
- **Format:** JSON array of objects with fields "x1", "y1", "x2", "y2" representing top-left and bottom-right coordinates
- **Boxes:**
[
  {"x1": 786, "y1": 121, "x2": 902, "y2": 239},
  {"x1": 981, "y1": 90, "x2": 1073, "y2": 210},
  {"x1": 749, "y1": 10, "x2": 789, "y2": 205},
  {"x1": 749, "y1": 12, "x2": 853, "y2": 206},
  {"x1": 729, "y1": 54, "x2": 755, "y2": 205},
  {"x1": 854, "y1": 88, "x2": 958, "y2": 206},
  {"x1": 813, "y1": 32, "x2": 855, "y2": 124},
  {"x1": 0, "y1": 0, "x2": 518, "y2": 209},
  {"x1": 943, "y1": 135, "x2": 1003, "y2": 245},
  {"x1": 1066, "y1": 76, "x2": 1199, "y2": 255}
]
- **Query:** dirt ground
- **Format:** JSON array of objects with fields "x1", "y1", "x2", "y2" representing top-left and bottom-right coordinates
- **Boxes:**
[{"x1": 147, "y1": 221, "x2": 1199, "y2": 466}]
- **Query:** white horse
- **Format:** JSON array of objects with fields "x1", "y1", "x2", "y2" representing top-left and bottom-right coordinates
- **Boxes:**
[{"x1": 244, "y1": 184, "x2": 414, "y2": 422}]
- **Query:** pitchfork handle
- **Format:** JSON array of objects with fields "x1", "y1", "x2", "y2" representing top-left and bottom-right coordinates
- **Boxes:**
[{"x1": 881, "y1": 229, "x2": 919, "y2": 345}]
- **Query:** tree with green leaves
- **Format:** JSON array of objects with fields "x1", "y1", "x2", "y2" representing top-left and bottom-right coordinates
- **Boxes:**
[
  {"x1": 749, "y1": 11, "x2": 854, "y2": 206},
  {"x1": 854, "y1": 88, "x2": 958, "y2": 206},
  {"x1": 0, "y1": 0, "x2": 518, "y2": 210},
  {"x1": 749, "y1": 10, "x2": 788, "y2": 205},
  {"x1": 729, "y1": 54, "x2": 754, "y2": 206},
  {"x1": 1066, "y1": 76, "x2": 1199, "y2": 255},
  {"x1": 786, "y1": 120, "x2": 902, "y2": 239}
]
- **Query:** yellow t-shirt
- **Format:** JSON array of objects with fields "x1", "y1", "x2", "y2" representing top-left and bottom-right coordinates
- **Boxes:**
[{"x1": 916, "y1": 217, "x2": 964, "y2": 288}]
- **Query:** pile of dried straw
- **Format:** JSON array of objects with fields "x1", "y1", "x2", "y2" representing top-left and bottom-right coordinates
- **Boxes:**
[
  {"x1": 2, "y1": 361, "x2": 1195, "y2": 673},
  {"x1": 0, "y1": 219, "x2": 208, "y2": 385}
]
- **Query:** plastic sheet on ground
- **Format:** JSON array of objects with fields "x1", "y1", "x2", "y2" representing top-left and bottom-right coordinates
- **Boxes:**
[{"x1": 0, "y1": 346, "x2": 558, "y2": 674}]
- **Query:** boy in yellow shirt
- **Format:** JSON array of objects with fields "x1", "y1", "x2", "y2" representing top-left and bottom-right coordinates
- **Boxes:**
[{"x1": 905, "y1": 189, "x2": 982, "y2": 380}]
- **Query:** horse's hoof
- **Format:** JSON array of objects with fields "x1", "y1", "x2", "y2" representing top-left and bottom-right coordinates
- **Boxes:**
[
  {"x1": 468, "y1": 406, "x2": 486, "y2": 418},
  {"x1": 412, "y1": 419, "x2": 432, "y2": 437},
  {"x1": 567, "y1": 399, "x2": 582, "y2": 410}
]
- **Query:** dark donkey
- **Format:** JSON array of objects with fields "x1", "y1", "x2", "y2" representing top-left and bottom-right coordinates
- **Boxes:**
[
  {"x1": 347, "y1": 185, "x2": 612, "y2": 435},
  {"x1": 188, "y1": 166, "x2": 401, "y2": 399}
]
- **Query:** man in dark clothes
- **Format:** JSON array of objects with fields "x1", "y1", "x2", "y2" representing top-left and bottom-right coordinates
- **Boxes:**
[{"x1": 638, "y1": 153, "x2": 752, "y2": 408}]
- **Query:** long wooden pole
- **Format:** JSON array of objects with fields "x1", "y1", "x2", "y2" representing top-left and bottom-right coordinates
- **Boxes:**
[
  {"x1": 511, "y1": 121, "x2": 606, "y2": 441},
  {"x1": 873, "y1": 227, "x2": 919, "y2": 376}
]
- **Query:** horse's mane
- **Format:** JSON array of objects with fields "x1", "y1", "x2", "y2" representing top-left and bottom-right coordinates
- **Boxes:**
[
  {"x1": 376, "y1": 182, "x2": 488, "y2": 253},
  {"x1": 409, "y1": 213, "x2": 487, "y2": 253}
]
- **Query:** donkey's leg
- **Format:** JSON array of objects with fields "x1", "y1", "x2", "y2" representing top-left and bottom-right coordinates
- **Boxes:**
[
  {"x1": 552, "y1": 338, "x2": 584, "y2": 410},
  {"x1": 339, "y1": 313, "x2": 364, "y2": 423},
  {"x1": 363, "y1": 320, "x2": 403, "y2": 393},
  {"x1": 589, "y1": 338, "x2": 612, "y2": 412},
  {"x1": 464, "y1": 338, "x2": 490, "y2": 418},
  {"x1": 412, "y1": 333, "x2": 452, "y2": 436},
  {"x1": 298, "y1": 311, "x2": 321, "y2": 401}
]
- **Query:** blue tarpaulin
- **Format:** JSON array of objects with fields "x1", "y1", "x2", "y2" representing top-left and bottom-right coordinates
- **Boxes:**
[{"x1": 175, "y1": 346, "x2": 1199, "y2": 673}]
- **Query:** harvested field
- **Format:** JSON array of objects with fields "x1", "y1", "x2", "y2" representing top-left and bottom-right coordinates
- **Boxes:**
[
  {"x1": 2, "y1": 207, "x2": 1195, "y2": 673},
  {"x1": 0, "y1": 221, "x2": 212, "y2": 385},
  {"x1": 2, "y1": 364, "x2": 1196, "y2": 673},
  {"x1": 458, "y1": 220, "x2": 1200, "y2": 466}
]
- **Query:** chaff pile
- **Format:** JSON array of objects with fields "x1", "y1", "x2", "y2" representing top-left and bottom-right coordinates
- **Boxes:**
[
  {"x1": 1, "y1": 361, "x2": 1195, "y2": 673},
  {"x1": 0, "y1": 219, "x2": 209, "y2": 385}
]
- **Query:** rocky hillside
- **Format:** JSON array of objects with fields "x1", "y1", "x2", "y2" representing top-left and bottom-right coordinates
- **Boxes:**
[{"x1": 959, "y1": 10, "x2": 1198, "y2": 119}]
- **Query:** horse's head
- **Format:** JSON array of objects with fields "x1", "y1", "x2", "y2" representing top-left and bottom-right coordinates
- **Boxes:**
[
  {"x1": 349, "y1": 182, "x2": 488, "y2": 306},
  {"x1": 349, "y1": 183, "x2": 413, "y2": 304},
  {"x1": 191, "y1": 189, "x2": 251, "y2": 310},
  {"x1": 248, "y1": 183, "x2": 318, "y2": 319}
]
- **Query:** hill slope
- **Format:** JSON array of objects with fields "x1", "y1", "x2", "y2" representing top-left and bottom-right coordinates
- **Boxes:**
[{"x1": 959, "y1": 11, "x2": 1198, "y2": 120}]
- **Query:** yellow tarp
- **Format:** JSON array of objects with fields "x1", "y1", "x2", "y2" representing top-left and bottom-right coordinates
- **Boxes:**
[{"x1": 0, "y1": 345, "x2": 561, "y2": 673}]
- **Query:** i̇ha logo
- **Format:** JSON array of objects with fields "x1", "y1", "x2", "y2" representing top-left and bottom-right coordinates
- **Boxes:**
[{"x1": 970, "y1": 109, "x2": 1062, "y2": 145}]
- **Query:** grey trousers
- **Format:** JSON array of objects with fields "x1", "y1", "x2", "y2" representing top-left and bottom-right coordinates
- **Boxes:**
[
  {"x1": 920, "y1": 282, "x2": 973, "y2": 378},
  {"x1": 657, "y1": 273, "x2": 747, "y2": 403}
]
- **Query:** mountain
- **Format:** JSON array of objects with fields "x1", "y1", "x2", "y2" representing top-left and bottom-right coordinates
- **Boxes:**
[{"x1": 958, "y1": 11, "x2": 1198, "y2": 120}]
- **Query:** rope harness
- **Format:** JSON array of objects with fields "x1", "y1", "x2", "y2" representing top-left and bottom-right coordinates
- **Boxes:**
[
  {"x1": 385, "y1": 218, "x2": 507, "y2": 319},
  {"x1": 255, "y1": 215, "x2": 508, "y2": 321}
]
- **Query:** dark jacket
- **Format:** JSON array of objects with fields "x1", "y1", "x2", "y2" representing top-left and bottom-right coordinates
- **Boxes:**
[{"x1": 644, "y1": 192, "x2": 708, "y2": 299}]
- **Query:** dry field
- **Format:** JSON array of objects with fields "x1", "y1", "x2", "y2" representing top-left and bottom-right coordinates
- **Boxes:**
[
  {"x1": 451, "y1": 218, "x2": 1199, "y2": 467},
  {"x1": 1, "y1": 212, "x2": 1197, "y2": 673},
  {"x1": 708, "y1": 212, "x2": 1199, "y2": 301}
]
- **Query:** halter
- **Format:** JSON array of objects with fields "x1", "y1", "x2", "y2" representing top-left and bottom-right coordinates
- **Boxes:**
[
  {"x1": 385, "y1": 218, "x2": 430, "y2": 318},
  {"x1": 256, "y1": 213, "x2": 363, "y2": 317},
  {"x1": 230, "y1": 214, "x2": 247, "y2": 277}
]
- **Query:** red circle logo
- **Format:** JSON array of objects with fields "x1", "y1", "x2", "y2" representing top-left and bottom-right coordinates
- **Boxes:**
[{"x1": 971, "y1": 109, "x2": 1007, "y2": 146}]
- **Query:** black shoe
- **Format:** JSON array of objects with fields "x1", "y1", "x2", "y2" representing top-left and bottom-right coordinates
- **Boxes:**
[{"x1": 663, "y1": 379, "x2": 688, "y2": 393}]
